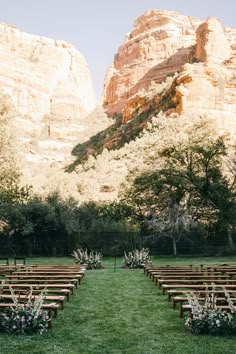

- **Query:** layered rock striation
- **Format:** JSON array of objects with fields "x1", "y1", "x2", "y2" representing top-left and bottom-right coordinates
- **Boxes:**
[
  {"x1": 102, "y1": 10, "x2": 236, "y2": 137},
  {"x1": 102, "y1": 10, "x2": 202, "y2": 115},
  {"x1": 0, "y1": 24, "x2": 96, "y2": 120},
  {"x1": 167, "y1": 18, "x2": 236, "y2": 140},
  {"x1": 0, "y1": 23, "x2": 101, "y2": 187}
]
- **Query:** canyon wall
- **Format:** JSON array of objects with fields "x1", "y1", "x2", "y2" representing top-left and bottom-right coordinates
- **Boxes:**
[
  {"x1": 0, "y1": 24, "x2": 96, "y2": 120},
  {"x1": 0, "y1": 23, "x2": 106, "y2": 191},
  {"x1": 102, "y1": 10, "x2": 236, "y2": 128},
  {"x1": 102, "y1": 10, "x2": 202, "y2": 115}
]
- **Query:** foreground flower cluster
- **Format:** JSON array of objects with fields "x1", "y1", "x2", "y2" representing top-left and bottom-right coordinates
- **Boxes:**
[
  {"x1": 0, "y1": 288, "x2": 49, "y2": 335},
  {"x1": 185, "y1": 287, "x2": 236, "y2": 335}
]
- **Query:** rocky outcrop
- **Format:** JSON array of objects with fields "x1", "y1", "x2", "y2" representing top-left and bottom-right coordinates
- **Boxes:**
[
  {"x1": 102, "y1": 11, "x2": 236, "y2": 117},
  {"x1": 102, "y1": 10, "x2": 202, "y2": 115},
  {"x1": 0, "y1": 23, "x2": 104, "y2": 188},
  {"x1": 167, "y1": 18, "x2": 236, "y2": 140},
  {"x1": 121, "y1": 22, "x2": 236, "y2": 140},
  {"x1": 0, "y1": 24, "x2": 96, "y2": 120},
  {"x1": 172, "y1": 59, "x2": 236, "y2": 141},
  {"x1": 195, "y1": 18, "x2": 231, "y2": 63}
]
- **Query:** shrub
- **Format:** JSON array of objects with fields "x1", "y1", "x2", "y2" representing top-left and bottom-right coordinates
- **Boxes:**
[
  {"x1": 0, "y1": 288, "x2": 49, "y2": 335},
  {"x1": 185, "y1": 287, "x2": 236, "y2": 335},
  {"x1": 123, "y1": 248, "x2": 152, "y2": 268},
  {"x1": 72, "y1": 248, "x2": 103, "y2": 269}
]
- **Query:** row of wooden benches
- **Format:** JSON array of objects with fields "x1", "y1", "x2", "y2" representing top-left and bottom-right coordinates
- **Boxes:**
[
  {"x1": 0, "y1": 263, "x2": 86, "y2": 327},
  {"x1": 144, "y1": 263, "x2": 236, "y2": 318}
]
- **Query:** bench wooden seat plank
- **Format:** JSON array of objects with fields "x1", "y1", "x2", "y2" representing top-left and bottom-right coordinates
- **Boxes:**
[
  {"x1": 180, "y1": 304, "x2": 236, "y2": 318},
  {"x1": 0, "y1": 294, "x2": 65, "y2": 309},
  {"x1": 162, "y1": 284, "x2": 236, "y2": 294},
  {"x1": 5, "y1": 278, "x2": 79, "y2": 289},
  {"x1": 153, "y1": 274, "x2": 229, "y2": 284},
  {"x1": 8, "y1": 274, "x2": 82, "y2": 279},
  {"x1": 144, "y1": 263, "x2": 236, "y2": 275},
  {"x1": 7, "y1": 275, "x2": 82, "y2": 286},
  {"x1": 172, "y1": 295, "x2": 236, "y2": 309},
  {"x1": 149, "y1": 271, "x2": 224, "y2": 280},
  {"x1": 12, "y1": 270, "x2": 86, "y2": 280},
  {"x1": 0, "y1": 302, "x2": 59, "y2": 315},
  {"x1": 158, "y1": 278, "x2": 236, "y2": 290},
  {"x1": 0, "y1": 283, "x2": 75, "y2": 295},
  {"x1": 149, "y1": 270, "x2": 224, "y2": 275},
  {"x1": 13, "y1": 270, "x2": 84, "y2": 275},
  {"x1": 1, "y1": 288, "x2": 71, "y2": 301},
  {"x1": 167, "y1": 289, "x2": 236, "y2": 301},
  {"x1": 31, "y1": 265, "x2": 84, "y2": 270},
  {"x1": 154, "y1": 274, "x2": 229, "y2": 279}
]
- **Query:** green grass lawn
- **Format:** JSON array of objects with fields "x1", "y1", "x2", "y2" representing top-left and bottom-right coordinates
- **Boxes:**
[{"x1": 0, "y1": 256, "x2": 236, "y2": 353}]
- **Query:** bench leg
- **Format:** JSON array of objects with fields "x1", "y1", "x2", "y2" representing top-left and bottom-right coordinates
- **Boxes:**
[
  {"x1": 48, "y1": 309, "x2": 52, "y2": 328},
  {"x1": 179, "y1": 304, "x2": 183, "y2": 318},
  {"x1": 53, "y1": 308, "x2": 58, "y2": 317}
]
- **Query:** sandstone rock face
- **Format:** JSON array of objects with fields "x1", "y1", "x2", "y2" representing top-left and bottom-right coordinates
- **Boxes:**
[
  {"x1": 195, "y1": 18, "x2": 231, "y2": 63},
  {"x1": 102, "y1": 10, "x2": 202, "y2": 115},
  {"x1": 169, "y1": 18, "x2": 236, "y2": 141},
  {"x1": 102, "y1": 10, "x2": 236, "y2": 117},
  {"x1": 173, "y1": 59, "x2": 236, "y2": 141},
  {"x1": 0, "y1": 23, "x2": 102, "y2": 189},
  {"x1": 0, "y1": 24, "x2": 96, "y2": 120}
]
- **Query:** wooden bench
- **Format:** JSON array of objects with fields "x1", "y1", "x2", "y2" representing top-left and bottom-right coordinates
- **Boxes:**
[
  {"x1": 162, "y1": 284, "x2": 236, "y2": 295},
  {"x1": 149, "y1": 270, "x2": 200, "y2": 280},
  {"x1": 31, "y1": 264, "x2": 85, "y2": 270},
  {"x1": 154, "y1": 273, "x2": 229, "y2": 279},
  {"x1": 5, "y1": 278, "x2": 79, "y2": 289},
  {"x1": 149, "y1": 270, "x2": 225, "y2": 281},
  {"x1": 0, "y1": 283, "x2": 75, "y2": 295},
  {"x1": 1, "y1": 288, "x2": 71, "y2": 301},
  {"x1": 180, "y1": 304, "x2": 236, "y2": 318},
  {"x1": 172, "y1": 295, "x2": 236, "y2": 310},
  {"x1": 12, "y1": 269, "x2": 86, "y2": 279},
  {"x1": 167, "y1": 289, "x2": 236, "y2": 301},
  {"x1": 7, "y1": 275, "x2": 81, "y2": 287},
  {"x1": 145, "y1": 263, "x2": 235, "y2": 276},
  {"x1": 0, "y1": 265, "x2": 26, "y2": 275},
  {"x1": 153, "y1": 273, "x2": 229, "y2": 285},
  {"x1": 13, "y1": 270, "x2": 84, "y2": 276},
  {"x1": 146, "y1": 267, "x2": 199, "y2": 275},
  {"x1": 0, "y1": 294, "x2": 65, "y2": 309},
  {"x1": 158, "y1": 278, "x2": 236, "y2": 290}
]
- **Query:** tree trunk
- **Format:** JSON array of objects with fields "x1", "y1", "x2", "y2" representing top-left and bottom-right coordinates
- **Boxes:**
[
  {"x1": 227, "y1": 226, "x2": 235, "y2": 251},
  {"x1": 172, "y1": 237, "x2": 177, "y2": 256}
]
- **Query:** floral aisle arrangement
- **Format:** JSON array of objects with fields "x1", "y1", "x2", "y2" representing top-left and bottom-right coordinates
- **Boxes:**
[
  {"x1": 123, "y1": 248, "x2": 152, "y2": 268},
  {"x1": 72, "y1": 248, "x2": 103, "y2": 269},
  {"x1": 185, "y1": 287, "x2": 236, "y2": 335},
  {"x1": 0, "y1": 287, "x2": 49, "y2": 335}
]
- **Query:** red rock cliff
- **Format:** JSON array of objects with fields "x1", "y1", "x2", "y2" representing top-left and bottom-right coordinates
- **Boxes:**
[
  {"x1": 102, "y1": 10, "x2": 236, "y2": 120},
  {"x1": 102, "y1": 10, "x2": 202, "y2": 115}
]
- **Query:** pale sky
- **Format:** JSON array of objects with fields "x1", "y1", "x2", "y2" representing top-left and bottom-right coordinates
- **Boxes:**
[{"x1": 0, "y1": 1, "x2": 235, "y2": 99}]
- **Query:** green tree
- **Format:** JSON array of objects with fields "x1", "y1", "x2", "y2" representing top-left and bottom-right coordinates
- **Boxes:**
[{"x1": 121, "y1": 123, "x2": 236, "y2": 255}]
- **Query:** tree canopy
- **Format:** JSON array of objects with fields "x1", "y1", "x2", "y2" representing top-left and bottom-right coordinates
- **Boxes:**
[{"x1": 121, "y1": 117, "x2": 236, "y2": 255}]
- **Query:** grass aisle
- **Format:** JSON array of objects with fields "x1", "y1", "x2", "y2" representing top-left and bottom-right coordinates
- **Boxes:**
[{"x1": 0, "y1": 257, "x2": 236, "y2": 353}]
